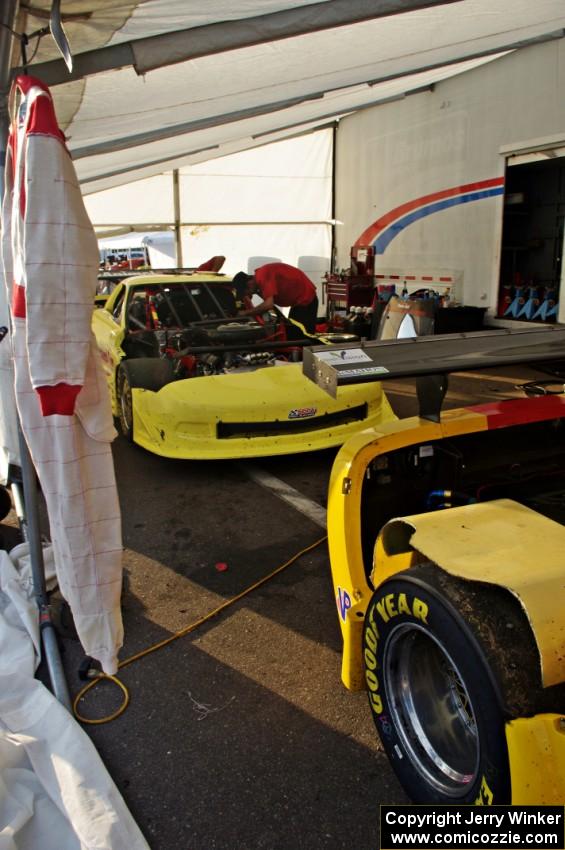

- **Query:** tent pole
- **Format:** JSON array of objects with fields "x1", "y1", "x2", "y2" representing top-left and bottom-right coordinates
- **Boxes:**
[
  {"x1": 173, "y1": 169, "x2": 183, "y2": 267},
  {"x1": 0, "y1": 1, "x2": 71, "y2": 710},
  {"x1": 330, "y1": 124, "x2": 337, "y2": 276},
  {"x1": 15, "y1": 435, "x2": 71, "y2": 708}
]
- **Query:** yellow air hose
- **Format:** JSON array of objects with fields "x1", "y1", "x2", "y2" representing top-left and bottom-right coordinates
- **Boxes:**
[{"x1": 73, "y1": 535, "x2": 328, "y2": 724}]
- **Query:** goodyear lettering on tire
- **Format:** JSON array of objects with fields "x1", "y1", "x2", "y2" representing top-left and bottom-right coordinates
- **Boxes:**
[
  {"x1": 363, "y1": 592, "x2": 429, "y2": 716},
  {"x1": 475, "y1": 776, "x2": 494, "y2": 806}
]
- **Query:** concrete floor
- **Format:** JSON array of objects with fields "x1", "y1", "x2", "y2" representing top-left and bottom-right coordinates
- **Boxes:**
[{"x1": 1, "y1": 362, "x2": 552, "y2": 849}]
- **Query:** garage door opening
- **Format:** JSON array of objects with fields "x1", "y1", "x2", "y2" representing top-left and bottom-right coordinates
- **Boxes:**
[{"x1": 498, "y1": 148, "x2": 565, "y2": 323}]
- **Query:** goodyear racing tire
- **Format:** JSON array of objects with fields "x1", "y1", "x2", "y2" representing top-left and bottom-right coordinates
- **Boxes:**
[
  {"x1": 117, "y1": 358, "x2": 174, "y2": 442},
  {"x1": 363, "y1": 564, "x2": 511, "y2": 805}
]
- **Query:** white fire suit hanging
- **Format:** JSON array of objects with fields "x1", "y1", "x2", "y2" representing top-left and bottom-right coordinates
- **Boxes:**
[{"x1": 0, "y1": 75, "x2": 123, "y2": 674}]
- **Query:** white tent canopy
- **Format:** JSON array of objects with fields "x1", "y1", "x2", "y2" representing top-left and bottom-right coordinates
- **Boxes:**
[
  {"x1": 12, "y1": 0, "x2": 565, "y2": 194},
  {"x1": 10, "y1": 0, "x2": 564, "y2": 284},
  {"x1": 9, "y1": 0, "x2": 565, "y2": 284},
  {"x1": 3, "y1": 0, "x2": 565, "y2": 276}
]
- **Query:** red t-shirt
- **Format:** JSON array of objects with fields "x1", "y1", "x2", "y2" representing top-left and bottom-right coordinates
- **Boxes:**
[{"x1": 254, "y1": 263, "x2": 316, "y2": 307}]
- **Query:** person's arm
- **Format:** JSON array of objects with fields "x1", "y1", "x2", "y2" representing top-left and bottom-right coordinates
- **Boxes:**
[{"x1": 238, "y1": 294, "x2": 275, "y2": 317}]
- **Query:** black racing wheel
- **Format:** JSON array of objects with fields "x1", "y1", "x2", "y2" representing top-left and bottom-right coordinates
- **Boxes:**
[
  {"x1": 117, "y1": 363, "x2": 135, "y2": 441},
  {"x1": 363, "y1": 564, "x2": 512, "y2": 804},
  {"x1": 117, "y1": 358, "x2": 175, "y2": 441}
]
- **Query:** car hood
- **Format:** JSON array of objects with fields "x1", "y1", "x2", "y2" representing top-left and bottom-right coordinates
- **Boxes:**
[{"x1": 140, "y1": 361, "x2": 381, "y2": 416}]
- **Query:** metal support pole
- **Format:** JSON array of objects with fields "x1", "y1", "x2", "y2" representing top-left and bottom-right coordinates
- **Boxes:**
[
  {"x1": 0, "y1": 2, "x2": 18, "y2": 141},
  {"x1": 17, "y1": 433, "x2": 71, "y2": 708},
  {"x1": 330, "y1": 123, "x2": 337, "y2": 278},
  {"x1": 0, "y1": 0, "x2": 71, "y2": 709},
  {"x1": 173, "y1": 168, "x2": 183, "y2": 267}
]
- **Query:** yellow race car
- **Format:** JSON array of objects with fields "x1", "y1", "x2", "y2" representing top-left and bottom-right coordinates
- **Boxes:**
[
  {"x1": 92, "y1": 272, "x2": 395, "y2": 459},
  {"x1": 304, "y1": 328, "x2": 565, "y2": 806}
]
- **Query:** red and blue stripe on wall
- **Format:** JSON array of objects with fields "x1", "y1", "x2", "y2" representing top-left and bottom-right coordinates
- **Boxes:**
[{"x1": 354, "y1": 177, "x2": 505, "y2": 253}]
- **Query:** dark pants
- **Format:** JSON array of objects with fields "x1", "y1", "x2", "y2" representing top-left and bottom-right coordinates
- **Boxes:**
[{"x1": 288, "y1": 296, "x2": 319, "y2": 337}]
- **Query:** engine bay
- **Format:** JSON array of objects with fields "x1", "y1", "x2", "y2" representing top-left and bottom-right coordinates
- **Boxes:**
[{"x1": 119, "y1": 280, "x2": 301, "y2": 378}]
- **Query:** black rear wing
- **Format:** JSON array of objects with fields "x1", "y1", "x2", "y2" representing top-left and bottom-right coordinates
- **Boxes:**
[{"x1": 303, "y1": 327, "x2": 565, "y2": 422}]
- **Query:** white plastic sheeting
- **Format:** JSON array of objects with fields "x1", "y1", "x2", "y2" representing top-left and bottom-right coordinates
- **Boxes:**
[
  {"x1": 178, "y1": 133, "x2": 332, "y2": 223},
  {"x1": 0, "y1": 546, "x2": 150, "y2": 850},
  {"x1": 87, "y1": 175, "x2": 175, "y2": 226},
  {"x1": 87, "y1": 128, "x2": 334, "y2": 289},
  {"x1": 69, "y1": 53, "x2": 504, "y2": 192}
]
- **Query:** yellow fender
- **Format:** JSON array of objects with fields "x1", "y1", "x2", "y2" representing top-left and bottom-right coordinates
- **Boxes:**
[
  {"x1": 506, "y1": 715, "x2": 565, "y2": 804},
  {"x1": 373, "y1": 501, "x2": 565, "y2": 805},
  {"x1": 326, "y1": 406, "x2": 488, "y2": 690},
  {"x1": 373, "y1": 498, "x2": 565, "y2": 688}
]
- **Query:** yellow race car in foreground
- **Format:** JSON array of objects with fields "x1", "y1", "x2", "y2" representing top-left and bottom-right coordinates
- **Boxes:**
[
  {"x1": 92, "y1": 273, "x2": 395, "y2": 459},
  {"x1": 304, "y1": 327, "x2": 565, "y2": 806}
]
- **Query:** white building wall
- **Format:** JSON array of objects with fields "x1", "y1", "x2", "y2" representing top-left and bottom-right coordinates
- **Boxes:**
[{"x1": 335, "y1": 40, "x2": 565, "y2": 310}]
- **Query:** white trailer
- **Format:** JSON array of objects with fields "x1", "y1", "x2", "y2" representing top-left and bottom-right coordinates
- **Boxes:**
[{"x1": 335, "y1": 39, "x2": 565, "y2": 324}]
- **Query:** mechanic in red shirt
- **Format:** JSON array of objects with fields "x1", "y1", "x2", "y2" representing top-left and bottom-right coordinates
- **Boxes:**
[{"x1": 232, "y1": 262, "x2": 319, "y2": 336}]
